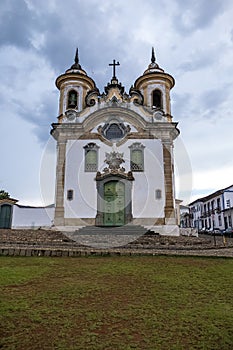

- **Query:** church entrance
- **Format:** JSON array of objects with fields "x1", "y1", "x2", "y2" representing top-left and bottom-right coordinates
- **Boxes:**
[
  {"x1": 95, "y1": 174, "x2": 134, "y2": 227},
  {"x1": 0, "y1": 204, "x2": 12, "y2": 229},
  {"x1": 104, "y1": 181, "x2": 125, "y2": 226}
]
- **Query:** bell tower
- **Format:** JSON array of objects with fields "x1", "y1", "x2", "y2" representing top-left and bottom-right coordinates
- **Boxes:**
[
  {"x1": 134, "y1": 48, "x2": 174, "y2": 121},
  {"x1": 55, "y1": 48, "x2": 99, "y2": 121}
]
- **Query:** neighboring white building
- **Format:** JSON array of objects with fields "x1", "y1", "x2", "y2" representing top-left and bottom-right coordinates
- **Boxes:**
[
  {"x1": 179, "y1": 205, "x2": 190, "y2": 228},
  {"x1": 51, "y1": 48, "x2": 180, "y2": 235},
  {"x1": 0, "y1": 198, "x2": 54, "y2": 229},
  {"x1": 189, "y1": 185, "x2": 233, "y2": 231}
]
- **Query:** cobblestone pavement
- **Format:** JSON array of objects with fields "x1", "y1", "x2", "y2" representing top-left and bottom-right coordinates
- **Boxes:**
[{"x1": 0, "y1": 229, "x2": 233, "y2": 257}]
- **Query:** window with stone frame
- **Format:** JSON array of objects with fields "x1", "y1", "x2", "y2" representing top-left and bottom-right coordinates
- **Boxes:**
[
  {"x1": 67, "y1": 89, "x2": 78, "y2": 109},
  {"x1": 129, "y1": 142, "x2": 145, "y2": 172},
  {"x1": 84, "y1": 143, "x2": 99, "y2": 172}
]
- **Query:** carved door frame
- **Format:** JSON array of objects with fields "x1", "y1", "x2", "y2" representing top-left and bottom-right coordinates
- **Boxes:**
[{"x1": 95, "y1": 175, "x2": 133, "y2": 227}]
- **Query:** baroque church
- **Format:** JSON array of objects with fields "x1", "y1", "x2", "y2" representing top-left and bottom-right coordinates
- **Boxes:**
[{"x1": 51, "y1": 48, "x2": 180, "y2": 236}]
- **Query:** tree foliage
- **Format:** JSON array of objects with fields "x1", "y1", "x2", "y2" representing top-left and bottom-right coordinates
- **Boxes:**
[{"x1": 0, "y1": 190, "x2": 10, "y2": 199}]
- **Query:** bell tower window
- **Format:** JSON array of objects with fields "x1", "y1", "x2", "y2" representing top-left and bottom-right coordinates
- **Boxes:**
[
  {"x1": 67, "y1": 90, "x2": 78, "y2": 109},
  {"x1": 152, "y1": 89, "x2": 162, "y2": 109}
]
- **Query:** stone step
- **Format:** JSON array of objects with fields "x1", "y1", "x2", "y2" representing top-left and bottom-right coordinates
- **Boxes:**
[
  {"x1": 72, "y1": 225, "x2": 151, "y2": 236},
  {"x1": 63, "y1": 225, "x2": 154, "y2": 247}
]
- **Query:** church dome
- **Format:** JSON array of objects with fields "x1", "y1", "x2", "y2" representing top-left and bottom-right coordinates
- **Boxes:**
[
  {"x1": 143, "y1": 47, "x2": 165, "y2": 75},
  {"x1": 55, "y1": 48, "x2": 96, "y2": 90},
  {"x1": 65, "y1": 48, "x2": 87, "y2": 75}
]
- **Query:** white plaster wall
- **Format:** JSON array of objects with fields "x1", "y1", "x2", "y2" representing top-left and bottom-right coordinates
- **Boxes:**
[
  {"x1": 64, "y1": 137, "x2": 165, "y2": 219},
  {"x1": 12, "y1": 206, "x2": 54, "y2": 228},
  {"x1": 224, "y1": 186, "x2": 233, "y2": 209}
]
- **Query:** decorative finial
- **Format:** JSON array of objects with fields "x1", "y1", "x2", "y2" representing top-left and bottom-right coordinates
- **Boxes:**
[
  {"x1": 143, "y1": 46, "x2": 164, "y2": 74},
  {"x1": 70, "y1": 47, "x2": 82, "y2": 70},
  {"x1": 151, "y1": 47, "x2": 156, "y2": 64},
  {"x1": 74, "y1": 48, "x2": 79, "y2": 64}
]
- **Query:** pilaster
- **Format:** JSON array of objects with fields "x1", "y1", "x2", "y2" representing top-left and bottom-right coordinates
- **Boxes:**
[
  {"x1": 163, "y1": 141, "x2": 176, "y2": 224},
  {"x1": 54, "y1": 139, "x2": 67, "y2": 226}
]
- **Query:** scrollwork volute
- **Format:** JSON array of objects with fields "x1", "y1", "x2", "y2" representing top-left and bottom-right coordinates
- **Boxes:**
[
  {"x1": 85, "y1": 88, "x2": 100, "y2": 107},
  {"x1": 129, "y1": 86, "x2": 144, "y2": 105}
]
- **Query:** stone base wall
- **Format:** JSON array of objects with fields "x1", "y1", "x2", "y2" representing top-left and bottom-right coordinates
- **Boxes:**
[
  {"x1": 145, "y1": 225, "x2": 180, "y2": 236},
  {"x1": 57, "y1": 217, "x2": 166, "y2": 227},
  {"x1": 180, "y1": 228, "x2": 198, "y2": 237}
]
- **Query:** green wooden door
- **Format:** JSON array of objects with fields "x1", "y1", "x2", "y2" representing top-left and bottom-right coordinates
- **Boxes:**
[
  {"x1": 104, "y1": 181, "x2": 125, "y2": 226},
  {"x1": 0, "y1": 204, "x2": 12, "y2": 229}
]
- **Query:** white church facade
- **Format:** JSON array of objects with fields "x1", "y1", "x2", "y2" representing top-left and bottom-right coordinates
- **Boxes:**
[{"x1": 50, "y1": 48, "x2": 180, "y2": 235}]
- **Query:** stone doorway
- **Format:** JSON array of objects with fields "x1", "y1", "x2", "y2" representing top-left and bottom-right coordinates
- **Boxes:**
[
  {"x1": 104, "y1": 180, "x2": 125, "y2": 226},
  {"x1": 0, "y1": 204, "x2": 12, "y2": 229},
  {"x1": 95, "y1": 175, "x2": 134, "y2": 227}
]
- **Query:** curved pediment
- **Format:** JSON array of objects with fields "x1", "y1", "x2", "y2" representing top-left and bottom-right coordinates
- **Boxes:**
[{"x1": 82, "y1": 106, "x2": 147, "y2": 133}]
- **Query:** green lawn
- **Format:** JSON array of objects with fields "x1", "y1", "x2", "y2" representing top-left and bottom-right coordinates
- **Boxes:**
[{"x1": 0, "y1": 256, "x2": 233, "y2": 350}]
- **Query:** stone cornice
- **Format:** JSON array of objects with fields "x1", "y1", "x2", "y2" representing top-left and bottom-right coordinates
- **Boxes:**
[
  {"x1": 55, "y1": 72, "x2": 96, "y2": 90},
  {"x1": 51, "y1": 116, "x2": 179, "y2": 142},
  {"x1": 134, "y1": 71, "x2": 175, "y2": 90}
]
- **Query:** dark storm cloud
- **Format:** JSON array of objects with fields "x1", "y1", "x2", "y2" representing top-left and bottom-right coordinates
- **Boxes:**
[
  {"x1": 25, "y1": 93, "x2": 58, "y2": 143},
  {"x1": 173, "y1": 0, "x2": 228, "y2": 34},
  {"x1": 0, "y1": 0, "x2": 69, "y2": 72},
  {"x1": 39, "y1": 3, "x2": 139, "y2": 80},
  {"x1": 0, "y1": 0, "x2": 32, "y2": 47},
  {"x1": 0, "y1": 0, "x2": 152, "y2": 85}
]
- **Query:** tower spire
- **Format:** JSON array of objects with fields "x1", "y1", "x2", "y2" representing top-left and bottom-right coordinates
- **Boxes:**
[
  {"x1": 70, "y1": 47, "x2": 82, "y2": 70},
  {"x1": 151, "y1": 47, "x2": 156, "y2": 63},
  {"x1": 74, "y1": 48, "x2": 79, "y2": 64}
]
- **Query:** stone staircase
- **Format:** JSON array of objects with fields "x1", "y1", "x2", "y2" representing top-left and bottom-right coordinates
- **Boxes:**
[
  {"x1": 64, "y1": 225, "x2": 154, "y2": 248},
  {"x1": 74, "y1": 225, "x2": 150, "y2": 235}
]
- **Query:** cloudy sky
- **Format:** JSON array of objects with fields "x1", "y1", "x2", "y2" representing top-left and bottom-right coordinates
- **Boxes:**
[{"x1": 0, "y1": 0, "x2": 233, "y2": 206}]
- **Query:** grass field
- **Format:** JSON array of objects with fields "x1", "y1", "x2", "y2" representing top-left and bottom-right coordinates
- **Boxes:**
[{"x1": 0, "y1": 256, "x2": 233, "y2": 350}]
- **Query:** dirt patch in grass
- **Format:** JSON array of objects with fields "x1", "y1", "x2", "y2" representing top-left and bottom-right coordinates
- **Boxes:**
[{"x1": 1, "y1": 256, "x2": 233, "y2": 349}]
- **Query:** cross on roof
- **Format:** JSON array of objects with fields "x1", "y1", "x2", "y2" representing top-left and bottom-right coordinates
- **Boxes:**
[{"x1": 109, "y1": 59, "x2": 120, "y2": 79}]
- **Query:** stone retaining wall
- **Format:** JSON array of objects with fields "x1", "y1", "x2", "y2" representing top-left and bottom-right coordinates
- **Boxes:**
[
  {"x1": 1, "y1": 246, "x2": 233, "y2": 258},
  {"x1": 0, "y1": 229, "x2": 233, "y2": 257}
]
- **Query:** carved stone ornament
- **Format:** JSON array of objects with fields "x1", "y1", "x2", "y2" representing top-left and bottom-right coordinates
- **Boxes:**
[
  {"x1": 105, "y1": 151, "x2": 125, "y2": 171},
  {"x1": 153, "y1": 110, "x2": 164, "y2": 121},
  {"x1": 95, "y1": 151, "x2": 134, "y2": 181},
  {"x1": 85, "y1": 87, "x2": 100, "y2": 107},
  {"x1": 98, "y1": 119, "x2": 131, "y2": 142},
  {"x1": 65, "y1": 110, "x2": 78, "y2": 122}
]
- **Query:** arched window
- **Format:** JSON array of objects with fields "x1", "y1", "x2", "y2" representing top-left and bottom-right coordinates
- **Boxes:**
[
  {"x1": 129, "y1": 143, "x2": 145, "y2": 172},
  {"x1": 67, "y1": 90, "x2": 78, "y2": 109},
  {"x1": 84, "y1": 143, "x2": 99, "y2": 172},
  {"x1": 152, "y1": 89, "x2": 162, "y2": 109}
]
